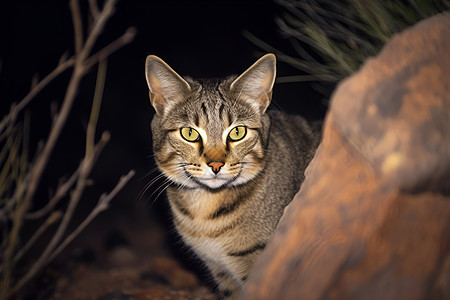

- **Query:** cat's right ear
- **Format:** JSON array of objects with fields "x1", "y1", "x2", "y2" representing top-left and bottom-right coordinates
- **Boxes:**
[
  {"x1": 145, "y1": 55, "x2": 191, "y2": 116},
  {"x1": 230, "y1": 53, "x2": 276, "y2": 114}
]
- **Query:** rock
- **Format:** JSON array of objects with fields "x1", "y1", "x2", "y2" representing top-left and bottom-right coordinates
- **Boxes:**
[{"x1": 241, "y1": 12, "x2": 450, "y2": 300}]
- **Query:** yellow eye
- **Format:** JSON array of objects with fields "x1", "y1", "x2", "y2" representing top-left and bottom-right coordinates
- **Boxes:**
[
  {"x1": 180, "y1": 127, "x2": 200, "y2": 142},
  {"x1": 228, "y1": 126, "x2": 247, "y2": 141}
]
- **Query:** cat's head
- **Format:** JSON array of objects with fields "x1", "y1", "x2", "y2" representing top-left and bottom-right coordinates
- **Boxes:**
[{"x1": 145, "y1": 54, "x2": 276, "y2": 190}]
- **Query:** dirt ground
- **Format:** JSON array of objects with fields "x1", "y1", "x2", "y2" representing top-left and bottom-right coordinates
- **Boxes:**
[{"x1": 19, "y1": 204, "x2": 217, "y2": 300}]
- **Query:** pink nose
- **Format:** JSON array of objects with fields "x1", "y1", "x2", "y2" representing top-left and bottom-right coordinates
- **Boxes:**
[{"x1": 207, "y1": 161, "x2": 224, "y2": 174}]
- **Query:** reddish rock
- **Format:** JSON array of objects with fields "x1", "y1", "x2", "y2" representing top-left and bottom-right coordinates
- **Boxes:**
[{"x1": 241, "y1": 12, "x2": 450, "y2": 300}]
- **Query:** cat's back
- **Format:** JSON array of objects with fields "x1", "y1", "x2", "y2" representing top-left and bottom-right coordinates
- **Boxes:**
[
  {"x1": 238, "y1": 109, "x2": 319, "y2": 245},
  {"x1": 251, "y1": 109, "x2": 319, "y2": 213},
  {"x1": 267, "y1": 109, "x2": 319, "y2": 167}
]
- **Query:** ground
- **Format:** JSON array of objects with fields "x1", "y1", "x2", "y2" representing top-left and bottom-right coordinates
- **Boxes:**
[{"x1": 21, "y1": 205, "x2": 216, "y2": 300}]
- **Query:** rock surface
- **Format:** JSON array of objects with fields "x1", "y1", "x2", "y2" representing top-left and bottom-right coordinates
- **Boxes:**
[{"x1": 241, "y1": 12, "x2": 450, "y2": 300}]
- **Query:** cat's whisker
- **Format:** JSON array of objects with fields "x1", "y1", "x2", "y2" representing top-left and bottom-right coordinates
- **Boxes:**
[
  {"x1": 143, "y1": 171, "x2": 166, "y2": 190},
  {"x1": 146, "y1": 152, "x2": 157, "y2": 159},
  {"x1": 150, "y1": 178, "x2": 173, "y2": 205},
  {"x1": 145, "y1": 177, "x2": 173, "y2": 207},
  {"x1": 141, "y1": 166, "x2": 163, "y2": 180},
  {"x1": 141, "y1": 162, "x2": 193, "y2": 205},
  {"x1": 138, "y1": 173, "x2": 168, "y2": 205},
  {"x1": 138, "y1": 161, "x2": 184, "y2": 204},
  {"x1": 176, "y1": 176, "x2": 193, "y2": 196}
]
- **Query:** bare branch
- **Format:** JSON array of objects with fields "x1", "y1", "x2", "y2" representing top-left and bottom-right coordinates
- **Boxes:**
[
  {"x1": 0, "y1": 57, "x2": 75, "y2": 134},
  {"x1": 86, "y1": 59, "x2": 107, "y2": 158},
  {"x1": 0, "y1": 0, "x2": 135, "y2": 297},
  {"x1": 0, "y1": 0, "x2": 134, "y2": 299},
  {"x1": 70, "y1": 0, "x2": 84, "y2": 55},
  {"x1": 25, "y1": 165, "x2": 81, "y2": 219},
  {"x1": 88, "y1": 0, "x2": 100, "y2": 18},
  {"x1": 8, "y1": 133, "x2": 110, "y2": 296},
  {"x1": 84, "y1": 27, "x2": 136, "y2": 70},
  {"x1": 77, "y1": 0, "x2": 118, "y2": 64},
  {"x1": 12, "y1": 211, "x2": 62, "y2": 266},
  {"x1": 48, "y1": 170, "x2": 135, "y2": 262},
  {"x1": 17, "y1": 0, "x2": 121, "y2": 247}
]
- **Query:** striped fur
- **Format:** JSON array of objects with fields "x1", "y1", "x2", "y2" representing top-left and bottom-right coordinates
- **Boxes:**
[{"x1": 145, "y1": 54, "x2": 319, "y2": 299}]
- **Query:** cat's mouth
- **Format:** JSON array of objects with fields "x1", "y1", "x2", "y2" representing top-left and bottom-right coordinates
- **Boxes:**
[
  {"x1": 191, "y1": 173, "x2": 239, "y2": 190},
  {"x1": 197, "y1": 177, "x2": 232, "y2": 190},
  {"x1": 183, "y1": 167, "x2": 240, "y2": 190}
]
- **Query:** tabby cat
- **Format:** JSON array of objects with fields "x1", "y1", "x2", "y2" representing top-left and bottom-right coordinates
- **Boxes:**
[{"x1": 145, "y1": 53, "x2": 319, "y2": 299}]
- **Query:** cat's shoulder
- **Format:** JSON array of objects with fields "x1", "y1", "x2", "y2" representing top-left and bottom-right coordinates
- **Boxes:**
[
  {"x1": 267, "y1": 109, "x2": 312, "y2": 132},
  {"x1": 267, "y1": 109, "x2": 321, "y2": 147}
]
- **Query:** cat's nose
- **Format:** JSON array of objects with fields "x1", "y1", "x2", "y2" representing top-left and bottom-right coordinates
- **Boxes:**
[{"x1": 207, "y1": 161, "x2": 224, "y2": 174}]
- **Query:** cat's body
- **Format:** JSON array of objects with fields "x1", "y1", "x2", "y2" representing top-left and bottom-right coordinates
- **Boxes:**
[{"x1": 145, "y1": 54, "x2": 319, "y2": 299}]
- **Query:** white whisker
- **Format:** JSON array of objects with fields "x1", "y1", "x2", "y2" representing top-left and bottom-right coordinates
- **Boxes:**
[
  {"x1": 139, "y1": 160, "x2": 198, "y2": 208},
  {"x1": 150, "y1": 179, "x2": 173, "y2": 206},
  {"x1": 177, "y1": 174, "x2": 195, "y2": 196},
  {"x1": 137, "y1": 172, "x2": 166, "y2": 203}
]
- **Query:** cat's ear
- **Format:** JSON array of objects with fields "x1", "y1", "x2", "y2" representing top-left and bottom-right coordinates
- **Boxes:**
[
  {"x1": 145, "y1": 55, "x2": 191, "y2": 116},
  {"x1": 230, "y1": 53, "x2": 276, "y2": 114}
]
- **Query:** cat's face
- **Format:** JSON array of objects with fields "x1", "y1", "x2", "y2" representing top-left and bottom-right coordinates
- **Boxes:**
[{"x1": 146, "y1": 54, "x2": 276, "y2": 190}]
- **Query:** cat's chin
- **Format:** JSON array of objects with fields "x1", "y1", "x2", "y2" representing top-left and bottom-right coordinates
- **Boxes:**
[
  {"x1": 194, "y1": 175, "x2": 256, "y2": 191},
  {"x1": 196, "y1": 177, "x2": 231, "y2": 190},
  {"x1": 179, "y1": 167, "x2": 256, "y2": 190}
]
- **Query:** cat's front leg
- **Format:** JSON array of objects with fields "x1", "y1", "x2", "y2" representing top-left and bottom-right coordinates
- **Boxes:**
[{"x1": 205, "y1": 260, "x2": 242, "y2": 300}]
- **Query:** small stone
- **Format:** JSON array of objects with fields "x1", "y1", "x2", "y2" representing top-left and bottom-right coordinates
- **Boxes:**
[
  {"x1": 148, "y1": 256, "x2": 200, "y2": 288},
  {"x1": 108, "y1": 246, "x2": 137, "y2": 267}
]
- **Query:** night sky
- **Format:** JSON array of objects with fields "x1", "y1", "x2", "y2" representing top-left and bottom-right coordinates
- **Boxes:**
[{"x1": 0, "y1": 0, "x2": 326, "y2": 239}]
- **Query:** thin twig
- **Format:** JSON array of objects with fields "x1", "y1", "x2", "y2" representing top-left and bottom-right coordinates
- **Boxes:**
[
  {"x1": 25, "y1": 165, "x2": 81, "y2": 219},
  {"x1": 48, "y1": 170, "x2": 135, "y2": 262},
  {"x1": 17, "y1": 57, "x2": 85, "y2": 235},
  {"x1": 8, "y1": 133, "x2": 110, "y2": 296},
  {"x1": 70, "y1": 0, "x2": 84, "y2": 55},
  {"x1": 14, "y1": 0, "x2": 117, "y2": 255},
  {"x1": 88, "y1": 0, "x2": 99, "y2": 18},
  {"x1": 1, "y1": 0, "x2": 135, "y2": 297},
  {"x1": 86, "y1": 59, "x2": 107, "y2": 158},
  {"x1": 77, "y1": 0, "x2": 118, "y2": 64},
  {"x1": 12, "y1": 211, "x2": 62, "y2": 266},
  {"x1": 0, "y1": 57, "x2": 75, "y2": 135},
  {"x1": 83, "y1": 27, "x2": 136, "y2": 70}
]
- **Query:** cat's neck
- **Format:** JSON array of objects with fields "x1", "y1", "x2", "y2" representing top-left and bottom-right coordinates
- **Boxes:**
[{"x1": 168, "y1": 182, "x2": 257, "y2": 220}]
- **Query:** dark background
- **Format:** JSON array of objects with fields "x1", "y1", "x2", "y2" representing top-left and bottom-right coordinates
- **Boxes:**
[{"x1": 0, "y1": 0, "x2": 326, "y2": 273}]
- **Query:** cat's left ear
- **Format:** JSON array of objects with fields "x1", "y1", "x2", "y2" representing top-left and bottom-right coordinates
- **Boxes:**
[
  {"x1": 145, "y1": 55, "x2": 191, "y2": 116},
  {"x1": 230, "y1": 53, "x2": 276, "y2": 114}
]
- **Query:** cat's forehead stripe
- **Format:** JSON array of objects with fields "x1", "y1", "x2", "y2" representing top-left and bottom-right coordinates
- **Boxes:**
[
  {"x1": 201, "y1": 102, "x2": 207, "y2": 115},
  {"x1": 180, "y1": 79, "x2": 255, "y2": 131},
  {"x1": 218, "y1": 103, "x2": 225, "y2": 121},
  {"x1": 194, "y1": 113, "x2": 200, "y2": 127}
]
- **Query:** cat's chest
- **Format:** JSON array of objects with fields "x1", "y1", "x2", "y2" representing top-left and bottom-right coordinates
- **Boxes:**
[
  {"x1": 190, "y1": 234, "x2": 230, "y2": 263},
  {"x1": 168, "y1": 187, "x2": 239, "y2": 220},
  {"x1": 168, "y1": 187, "x2": 242, "y2": 260}
]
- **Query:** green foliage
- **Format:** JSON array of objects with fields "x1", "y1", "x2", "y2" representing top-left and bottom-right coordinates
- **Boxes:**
[{"x1": 246, "y1": 0, "x2": 449, "y2": 96}]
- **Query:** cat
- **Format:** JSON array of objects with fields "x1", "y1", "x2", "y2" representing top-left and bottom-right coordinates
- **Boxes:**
[{"x1": 145, "y1": 53, "x2": 320, "y2": 299}]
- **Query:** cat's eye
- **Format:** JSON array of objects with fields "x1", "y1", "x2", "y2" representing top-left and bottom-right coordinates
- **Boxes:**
[
  {"x1": 228, "y1": 126, "x2": 247, "y2": 141},
  {"x1": 180, "y1": 127, "x2": 200, "y2": 142}
]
